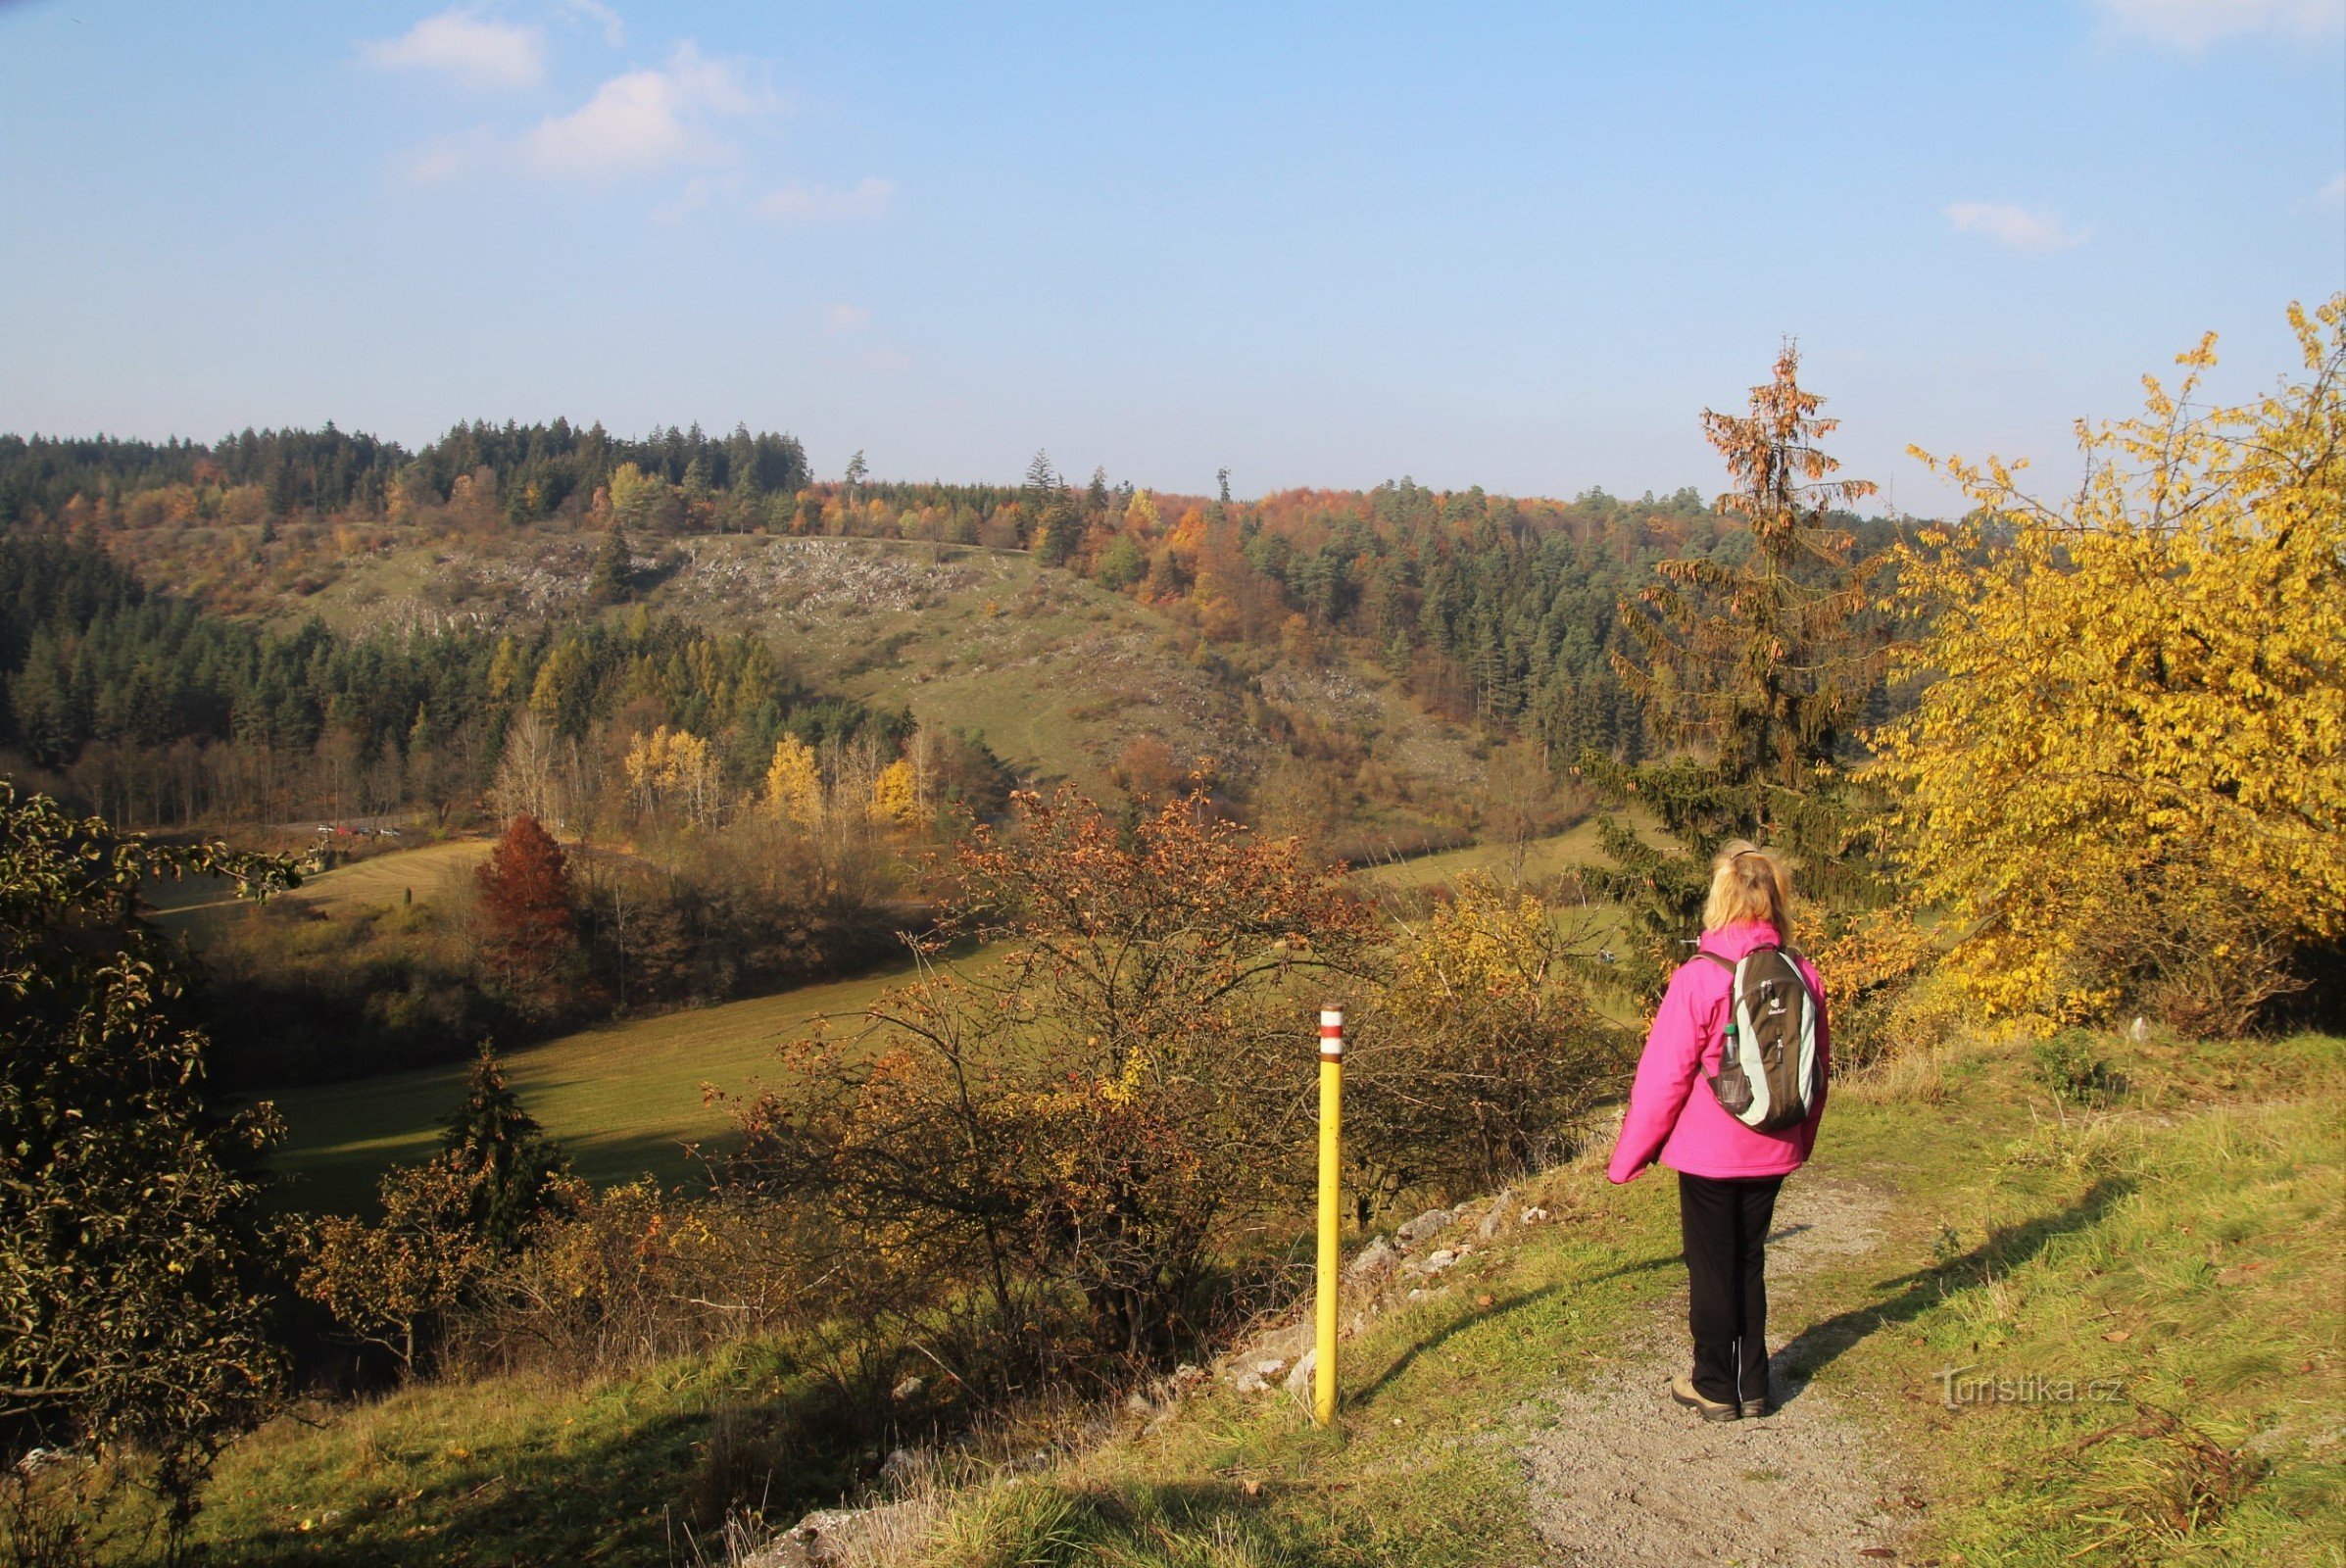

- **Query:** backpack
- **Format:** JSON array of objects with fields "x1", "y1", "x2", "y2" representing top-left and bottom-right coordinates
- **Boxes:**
[{"x1": 1697, "y1": 946, "x2": 1822, "y2": 1134}]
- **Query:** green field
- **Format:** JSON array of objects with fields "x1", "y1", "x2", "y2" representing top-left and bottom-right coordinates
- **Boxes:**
[
  {"x1": 258, "y1": 959, "x2": 920, "y2": 1212},
  {"x1": 290, "y1": 837, "x2": 492, "y2": 917},
  {"x1": 147, "y1": 836, "x2": 492, "y2": 945},
  {"x1": 255, "y1": 814, "x2": 1658, "y2": 1211},
  {"x1": 1356, "y1": 817, "x2": 1610, "y2": 888}
]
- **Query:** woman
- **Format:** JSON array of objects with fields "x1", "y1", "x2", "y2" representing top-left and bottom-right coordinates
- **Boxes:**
[{"x1": 1605, "y1": 841, "x2": 1829, "y2": 1421}]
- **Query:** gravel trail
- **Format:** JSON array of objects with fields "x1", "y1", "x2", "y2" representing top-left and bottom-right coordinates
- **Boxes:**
[{"x1": 1518, "y1": 1180, "x2": 1914, "y2": 1566}]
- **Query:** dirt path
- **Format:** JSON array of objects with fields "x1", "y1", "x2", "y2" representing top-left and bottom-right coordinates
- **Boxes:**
[{"x1": 1517, "y1": 1179, "x2": 1912, "y2": 1565}]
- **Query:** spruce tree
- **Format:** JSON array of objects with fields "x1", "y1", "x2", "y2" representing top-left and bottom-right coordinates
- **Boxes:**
[
  {"x1": 1583, "y1": 343, "x2": 1886, "y2": 994},
  {"x1": 590, "y1": 521, "x2": 633, "y2": 605},
  {"x1": 441, "y1": 1045, "x2": 569, "y2": 1255}
]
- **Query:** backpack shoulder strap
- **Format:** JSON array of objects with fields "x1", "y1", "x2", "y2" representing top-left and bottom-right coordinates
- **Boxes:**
[{"x1": 1695, "y1": 952, "x2": 1736, "y2": 973}]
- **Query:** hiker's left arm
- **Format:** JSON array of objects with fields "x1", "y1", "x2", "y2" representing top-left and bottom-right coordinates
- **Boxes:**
[{"x1": 1606, "y1": 964, "x2": 1705, "y2": 1184}]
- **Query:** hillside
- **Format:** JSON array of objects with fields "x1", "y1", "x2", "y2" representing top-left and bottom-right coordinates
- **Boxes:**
[
  {"x1": 172, "y1": 1029, "x2": 2343, "y2": 1566},
  {"x1": 263, "y1": 530, "x2": 1493, "y2": 811}
]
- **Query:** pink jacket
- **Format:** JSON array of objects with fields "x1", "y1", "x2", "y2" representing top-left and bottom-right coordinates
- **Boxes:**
[{"x1": 1605, "y1": 920, "x2": 1829, "y2": 1184}]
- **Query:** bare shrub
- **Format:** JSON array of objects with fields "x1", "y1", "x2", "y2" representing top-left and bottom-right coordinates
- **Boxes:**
[{"x1": 2064, "y1": 852, "x2": 2306, "y2": 1038}]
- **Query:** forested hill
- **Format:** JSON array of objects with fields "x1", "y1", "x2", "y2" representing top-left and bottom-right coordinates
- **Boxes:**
[
  {"x1": 0, "y1": 420, "x2": 809, "y2": 529},
  {"x1": 1, "y1": 421, "x2": 1912, "y2": 832}
]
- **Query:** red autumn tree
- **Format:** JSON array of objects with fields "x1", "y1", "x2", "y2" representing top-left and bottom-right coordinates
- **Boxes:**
[{"x1": 475, "y1": 813, "x2": 576, "y2": 1013}]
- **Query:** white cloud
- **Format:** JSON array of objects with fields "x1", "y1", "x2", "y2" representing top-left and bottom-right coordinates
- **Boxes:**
[
  {"x1": 2298, "y1": 172, "x2": 2346, "y2": 211},
  {"x1": 556, "y1": 0, "x2": 627, "y2": 47},
  {"x1": 758, "y1": 177, "x2": 895, "y2": 222},
  {"x1": 2090, "y1": 0, "x2": 2345, "y2": 51},
  {"x1": 363, "y1": 9, "x2": 545, "y2": 91},
  {"x1": 649, "y1": 173, "x2": 737, "y2": 225},
  {"x1": 825, "y1": 303, "x2": 872, "y2": 333},
  {"x1": 1945, "y1": 201, "x2": 2093, "y2": 252},
  {"x1": 520, "y1": 43, "x2": 774, "y2": 177},
  {"x1": 397, "y1": 127, "x2": 504, "y2": 184}
]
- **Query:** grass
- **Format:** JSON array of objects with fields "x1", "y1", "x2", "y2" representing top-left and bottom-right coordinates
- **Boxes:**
[
  {"x1": 882, "y1": 1031, "x2": 2346, "y2": 1567},
  {"x1": 164, "y1": 1028, "x2": 2342, "y2": 1566},
  {"x1": 287, "y1": 837, "x2": 492, "y2": 919},
  {"x1": 179, "y1": 1342, "x2": 829, "y2": 1568},
  {"x1": 1351, "y1": 808, "x2": 1668, "y2": 892},
  {"x1": 1352, "y1": 817, "x2": 1611, "y2": 889},
  {"x1": 146, "y1": 837, "x2": 491, "y2": 947},
  {"x1": 258, "y1": 959, "x2": 923, "y2": 1212}
]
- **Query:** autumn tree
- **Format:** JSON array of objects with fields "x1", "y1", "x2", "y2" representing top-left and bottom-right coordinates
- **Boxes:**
[
  {"x1": 1584, "y1": 343, "x2": 1887, "y2": 992},
  {"x1": 474, "y1": 813, "x2": 578, "y2": 1015},
  {"x1": 1352, "y1": 875, "x2": 1626, "y2": 1207},
  {"x1": 727, "y1": 788, "x2": 1379, "y2": 1364},
  {"x1": 761, "y1": 733, "x2": 824, "y2": 827},
  {"x1": 296, "y1": 1156, "x2": 490, "y2": 1376},
  {"x1": 0, "y1": 785, "x2": 296, "y2": 1541},
  {"x1": 624, "y1": 724, "x2": 720, "y2": 828},
  {"x1": 868, "y1": 757, "x2": 918, "y2": 827},
  {"x1": 1876, "y1": 297, "x2": 2346, "y2": 1031}
]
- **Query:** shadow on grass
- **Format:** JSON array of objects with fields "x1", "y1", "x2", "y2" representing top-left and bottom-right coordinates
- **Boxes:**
[
  {"x1": 191, "y1": 1363, "x2": 901, "y2": 1568},
  {"x1": 1350, "y1": 1248, "x2": 1686, "y2": 1406},
  {"x1": 269, "y1": 1128, "x2": 712, "y2": 1215},
  {"x1": 957, "y1": 1478, "x2": 1364, "y2": 1567},
  {"x1": 1353, "y1": 1284, "x2": 1566, "y2": 1403},
  {"x1": 1770, "y1": 1176, "x2": 2135, "y2": 1407}
]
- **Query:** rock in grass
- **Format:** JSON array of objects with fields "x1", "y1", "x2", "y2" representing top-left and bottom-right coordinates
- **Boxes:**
[{"x1": 1396, "y1": 1207, "x2": 1457, "y2": 1248}]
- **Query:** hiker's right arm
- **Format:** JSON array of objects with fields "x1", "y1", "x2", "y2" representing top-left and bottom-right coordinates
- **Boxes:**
[{"x1": 1605, "y1": 964, "x2": 1704, "y2": 1184}]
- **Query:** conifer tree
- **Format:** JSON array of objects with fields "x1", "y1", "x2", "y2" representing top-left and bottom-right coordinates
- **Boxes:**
[
  {"x1": 590, "y1": 520, "x2": 633, "y2": 605},
  {"x1": 1582, "y1": 344, "x2": 1886, "y2": 993},
  {"x1": 440, "y1": 1045, "x2": 570, "y2": 1255}
]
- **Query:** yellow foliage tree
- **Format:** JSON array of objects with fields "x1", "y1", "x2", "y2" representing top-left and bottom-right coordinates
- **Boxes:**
[
  {"x1": 1875, "y1": 297, "x2": 2345, "y2": 1028},
  {"x1": 761, "y1": 733, "x2": 823, "y2": 827},
  {"x1": 624, "y1": 724, "x2": 720, "y2": 826},
  {"x1": 869, "y1": 757, "x2": 918, "y2": 827},
  {"x1": 607, "y1": 461, "x2": 663, "y2": 530},
  {"x1": 1359, "y1": 873, "x2": 1622, "y2": 1200}
]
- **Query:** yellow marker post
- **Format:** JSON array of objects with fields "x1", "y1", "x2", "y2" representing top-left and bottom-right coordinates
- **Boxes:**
[{"x1": 1314, "y1": 1005, "x2": 1344, "y2": 1427}]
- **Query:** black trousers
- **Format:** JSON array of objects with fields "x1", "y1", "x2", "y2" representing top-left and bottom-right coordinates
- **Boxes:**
[{"x1": 1678, "y1": 1171, "x2": 1784, "y2": 1405}]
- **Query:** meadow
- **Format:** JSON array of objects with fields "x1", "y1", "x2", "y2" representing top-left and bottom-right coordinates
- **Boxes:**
[
  {"x1": 175, "y1": 1028, "x2": 2344, "y2": 1566},
  {"x1": 248, "y1": 818, "x2": 1633, "y2": 1213},
  {"x1": 257, "y1": 959, "x2": 920, "y2": 1212}
]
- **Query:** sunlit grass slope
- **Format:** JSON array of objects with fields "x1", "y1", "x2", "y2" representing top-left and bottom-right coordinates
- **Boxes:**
[
  {"x1": 260, "y1": 960, "x2": 918, "y2": 1212},
  {"x1": 186, "y1": 1031, "x2": 2343, "y2": 1567},
  {"x1": 146, "y1": 836, "x2": 491, "y2": 946},
  {"x1": 914, "y1": 1032, "x2": 2343, "y2": 1568}
]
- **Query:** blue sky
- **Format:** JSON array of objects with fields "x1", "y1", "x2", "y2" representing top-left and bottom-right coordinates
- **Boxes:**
[{"x1": 2, "y1": 1, "x2": 2340, "y2": 512}]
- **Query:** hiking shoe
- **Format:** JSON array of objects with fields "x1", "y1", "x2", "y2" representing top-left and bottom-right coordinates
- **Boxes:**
[
  {"x1": 1740, "y1": 1397, "x2": 1772, "y2": 1419},
  {"x1": 1669, "y1": 1375, "x2": 1740, "y2": 1422}
]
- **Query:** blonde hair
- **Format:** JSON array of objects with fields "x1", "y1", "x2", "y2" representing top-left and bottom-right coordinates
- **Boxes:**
[{"x1": 1703, "y1": 840, "x2": 1792, "y2": 937}]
